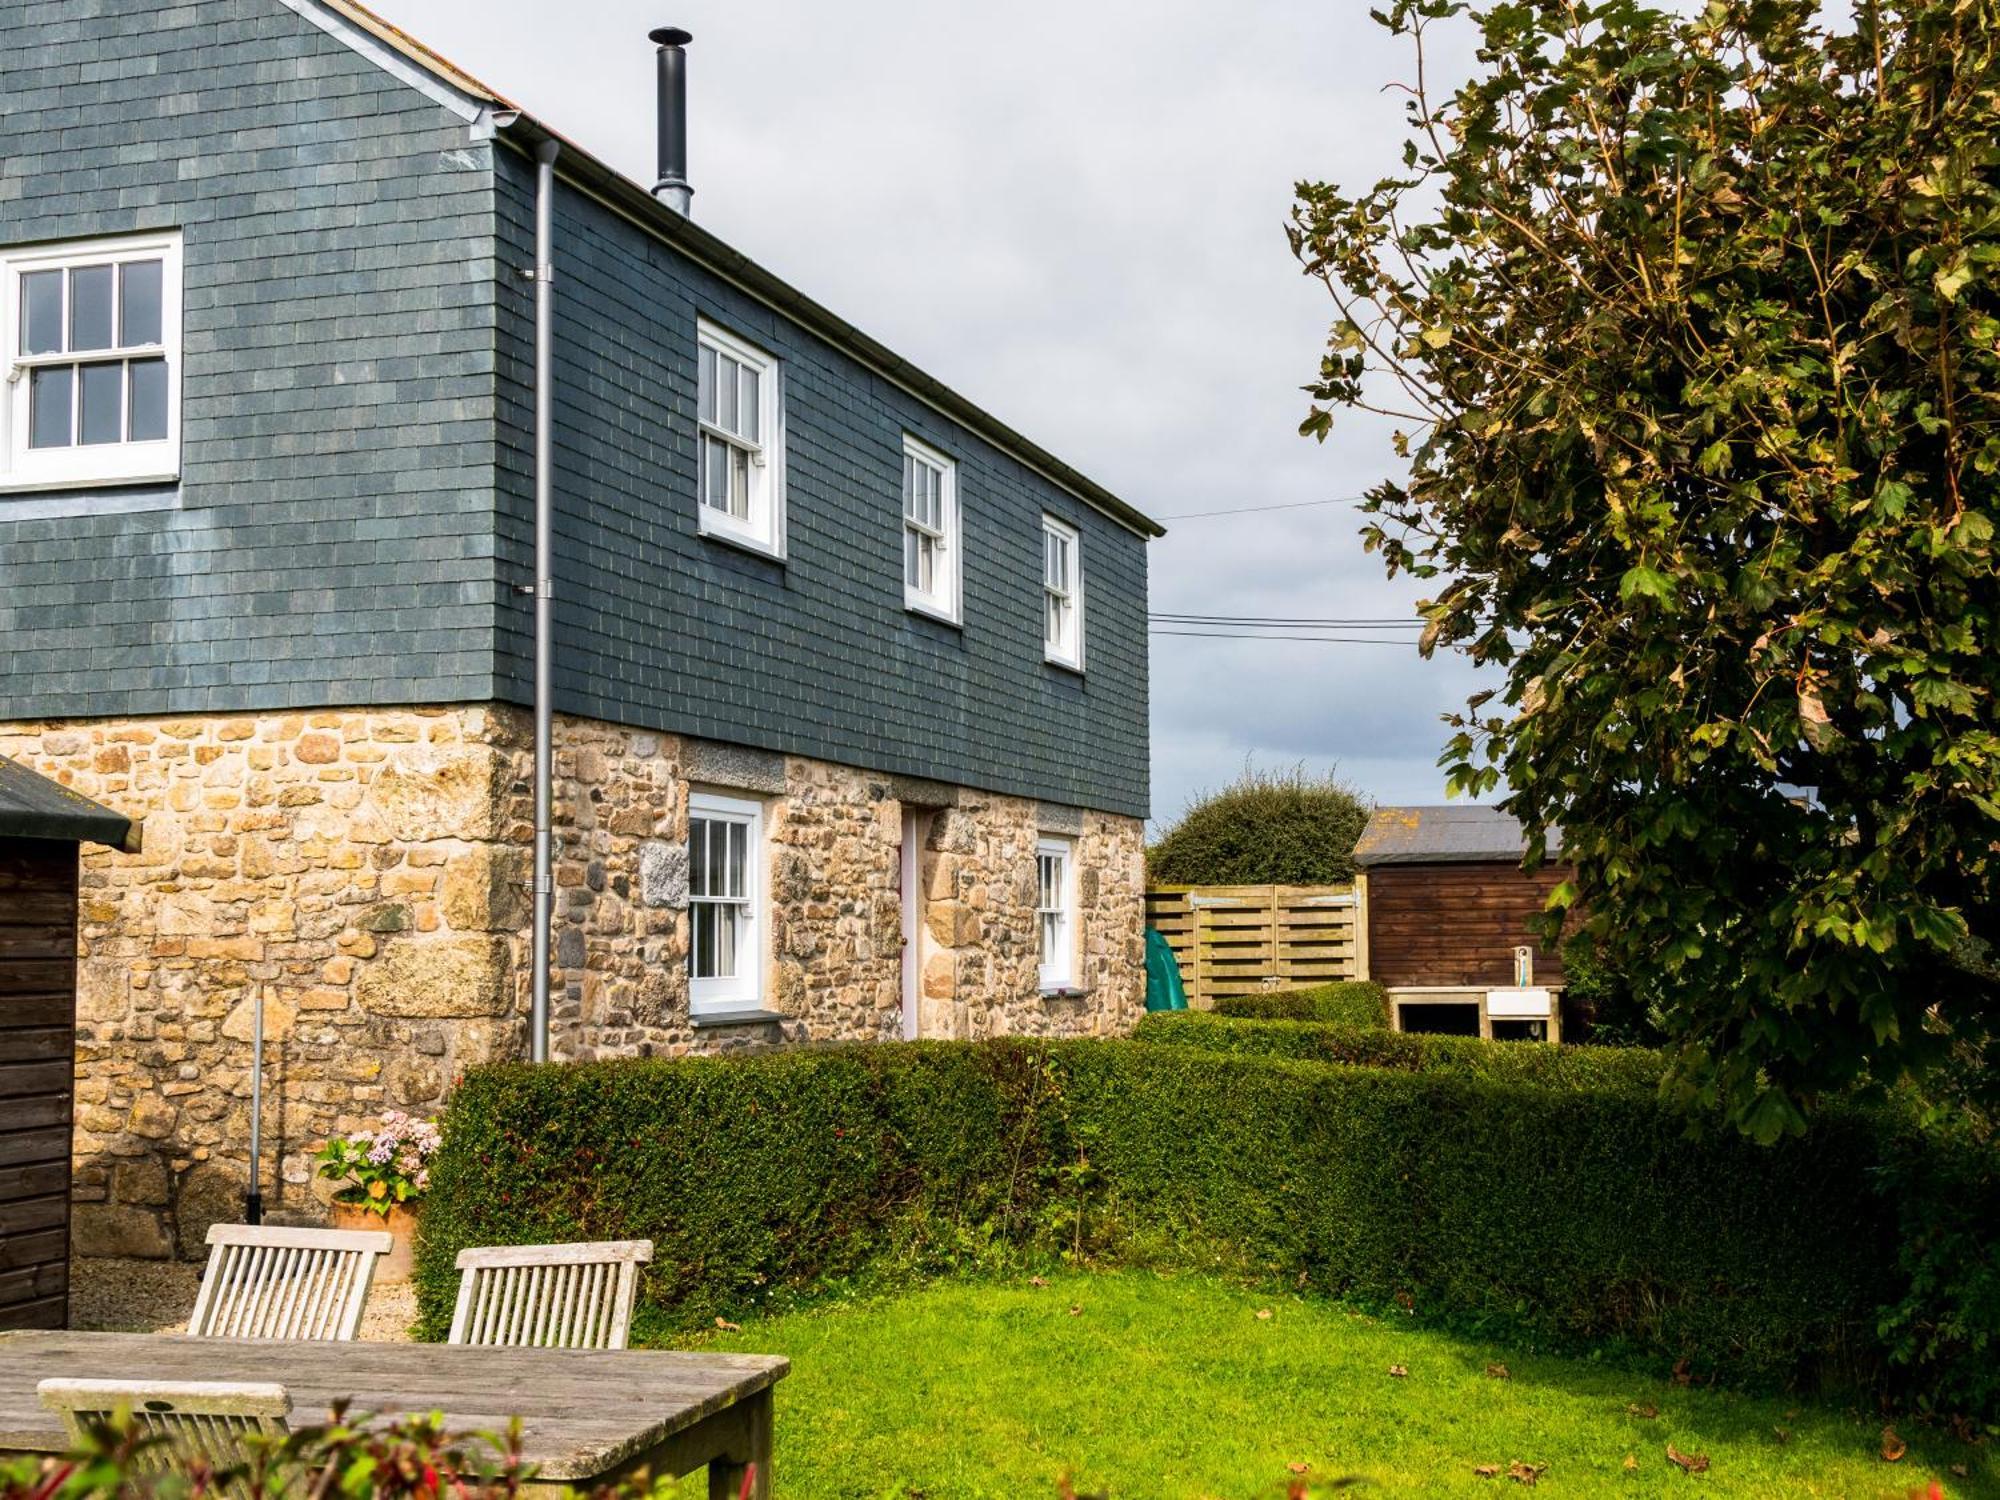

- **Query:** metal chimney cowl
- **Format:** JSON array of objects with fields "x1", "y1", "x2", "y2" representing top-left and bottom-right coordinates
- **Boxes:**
[{"x1": 650, "y1": 26, "x2": 693, "y2": 216}]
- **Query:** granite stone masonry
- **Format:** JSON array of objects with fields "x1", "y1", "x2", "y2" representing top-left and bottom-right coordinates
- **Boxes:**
[{"x1": 0, "y1": 707, "x2": 1144, "y2": 1258}]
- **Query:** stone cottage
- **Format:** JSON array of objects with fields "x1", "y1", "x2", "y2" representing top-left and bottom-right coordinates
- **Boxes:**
[{"x1": 0, "y1": 0, "x2": 1160, "y2": 1257}]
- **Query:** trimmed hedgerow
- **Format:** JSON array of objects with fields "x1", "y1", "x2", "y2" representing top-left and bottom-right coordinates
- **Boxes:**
[
  {"x1": 415, "y1": 1045, "x2": 1051, "y2": 1338},
  {"x1": 1134, "y1": 1010, "x2": 1669, "y2": 1092},
  {"x1": 1213, "y1": 980, "x2": 1390, "y2": 1026},
  {"x1": 414, "y1": 1039, "x2": 1991, "y2": 1409}
]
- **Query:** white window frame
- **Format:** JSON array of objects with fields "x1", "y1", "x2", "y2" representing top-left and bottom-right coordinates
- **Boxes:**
[
  {"x1": 686, "y1": 790, "x2": 767, "y2": 1014},
  {"x1": 902, "y1": 433, "x2": 961, "y2": 625},
  {"x1": 1036, "y1": 835, "x2": 1078, "y2": 992},
  {"x1": 695, "y1": 317, "x2": 785, "y2": 559},
  {"x1": 0, "y1": 231, "x2": 183, "y2": 495},
  {"x1": 1042, "y1": 514, "x2": 1085, "y2": 671}
]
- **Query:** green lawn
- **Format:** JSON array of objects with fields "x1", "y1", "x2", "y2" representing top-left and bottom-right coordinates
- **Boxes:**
[{"x1": 659, "y1": 1270, "x2": 1993, "y2": 1499}]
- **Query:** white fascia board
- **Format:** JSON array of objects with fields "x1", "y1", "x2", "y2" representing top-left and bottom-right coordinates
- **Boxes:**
[{"x1": 273, "y1": 0, "x2": 488, "y2": 123}]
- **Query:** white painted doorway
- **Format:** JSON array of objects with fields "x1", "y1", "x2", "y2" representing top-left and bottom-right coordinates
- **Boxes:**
[{"x1": 899, "y1": 810, "x2": 921, "y2": 1040}]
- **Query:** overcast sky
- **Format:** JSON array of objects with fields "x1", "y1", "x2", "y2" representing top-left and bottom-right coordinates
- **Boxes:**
[{"x1": 367, "y1": 0, "x2": 1495, "y2": 829}]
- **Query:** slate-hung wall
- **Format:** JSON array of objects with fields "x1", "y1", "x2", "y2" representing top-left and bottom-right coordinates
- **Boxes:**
[
  {"x1": 489, "y1": 151, "x2": 1152, "y2": 822},
  {"x1": 0, "y1": 0, "x2": 504, "y2": 719},
  {"x1": 0, "y1": 0, "x2": 1150, "y2": 823}
]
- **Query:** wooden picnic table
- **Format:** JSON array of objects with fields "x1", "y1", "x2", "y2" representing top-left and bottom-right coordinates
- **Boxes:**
[{"x1": 0, "y1": 1331, "x2": 788, "y2": 1498}]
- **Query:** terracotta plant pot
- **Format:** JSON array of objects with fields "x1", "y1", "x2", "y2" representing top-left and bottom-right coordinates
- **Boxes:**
[{"x1": 331, "y1": 1198, "x2": 419, "y2": 1284}]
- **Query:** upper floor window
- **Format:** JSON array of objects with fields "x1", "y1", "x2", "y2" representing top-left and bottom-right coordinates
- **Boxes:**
[
  {"x1": 1036, "y1": 835, "x2": 1077, "y2": 991},
  {"x1": 902, "y1": 434, "x2": 960, "y2": 624},
  {"x1": 1042, "y1": 515, "x2": 1084, "y2": 670},
  {"x1": 696, "y1": 318, "x2": 784, "y2": 557},
  {"x1": 687, "y1": 790, "x2": 766, "y2": 1014},
  {"x1": 1, "y1": 232, "x2": 182, "y2": 494}
]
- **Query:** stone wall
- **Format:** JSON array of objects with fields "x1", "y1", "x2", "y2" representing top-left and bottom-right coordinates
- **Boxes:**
[
  {"x1": 0, "y1": 709, "x2": 522, "y2": 1260},
  {"x1": 537, "y1": 720, "x2": 1146, "y2": 1058},
  {"x1": 0, "y1": 706, "x2": 1146, "y2": 1258}
]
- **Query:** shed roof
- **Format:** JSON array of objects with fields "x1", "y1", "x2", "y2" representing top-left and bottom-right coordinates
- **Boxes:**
[
  {"x1": 1353, "y1": 805, "x2": 1557, "y2": 867},
  {"x1": 0, "y1": 758, "x2": 138, "y2": 850}
]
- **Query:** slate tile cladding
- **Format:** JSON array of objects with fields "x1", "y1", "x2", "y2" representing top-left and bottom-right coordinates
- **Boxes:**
[
  {"x1": 490, "y1": 149, "x2": 1152, "y2": 819},
  {"x1": 0, "y1": 0, "x2": 1152, "y2": 822},
  {"x1": 0, "y1": 0, "x2": 505, "y2": 718}
]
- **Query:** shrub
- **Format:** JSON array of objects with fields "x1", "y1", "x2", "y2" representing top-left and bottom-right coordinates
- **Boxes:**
[
  {"x1": 1134, "y1": 1010, "x2": 1668, "y2": 1092},
  {"x1": 416, "y1": 1040, "x2": 1996, "y2": 1410},
  {"x1": 1212, "y1": 980, "x2": 1389, "y2": 1026},
  {"x1": 1146, "y1": 765, "x2": 1370, "y2": 886},
  {"x1": 0, "y1": 1415, "x2": 1311, "y2": 1500},
  {"x1": 416, "y1": 1045, "x2": 1051, "y2": 1338},
  {"x1": 0, "y1": 1404, "x2": 553, "y2": 1500},
  {"x1": 1559, "y1": 934, "x2": 1667, "y2": 1049},
  {"x1": 1875, "y1": 1122, "x2": 2000, "y2": 1419}
]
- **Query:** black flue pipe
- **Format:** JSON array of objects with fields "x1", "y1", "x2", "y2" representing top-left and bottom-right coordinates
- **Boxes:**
[{"x1": 650, "y1": 27, "x2": 693, "y2": 215}]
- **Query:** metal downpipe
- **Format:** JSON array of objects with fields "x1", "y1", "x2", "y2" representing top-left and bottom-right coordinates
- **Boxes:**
[{"x1": 530, "y1": 136, "x2": 559, "y2": 1064}]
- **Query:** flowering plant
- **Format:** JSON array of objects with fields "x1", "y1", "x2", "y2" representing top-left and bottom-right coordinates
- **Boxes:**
[{"x1": 314, "y1": 1111, "x2": 442, "y2": 1217}]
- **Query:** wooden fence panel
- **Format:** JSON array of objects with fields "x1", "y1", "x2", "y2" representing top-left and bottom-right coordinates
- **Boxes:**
[{"x1": 1144, "y1": 884, "x2": 1357, "y2": 1009}]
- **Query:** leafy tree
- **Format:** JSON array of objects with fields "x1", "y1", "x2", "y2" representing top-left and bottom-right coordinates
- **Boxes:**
[
  {"x1": 1148, "y1": 765, "x2": 1372, "y2": 886},
  {"x1": 1292, "y1": 0, "x2": 2000, "y2": 1137},
  {"x1": 1559, "y1": 934, "x2": 1665, "y2": 1050}
]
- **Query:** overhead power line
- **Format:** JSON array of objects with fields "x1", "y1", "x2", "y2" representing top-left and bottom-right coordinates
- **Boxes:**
[
  {"x1": 1151, "y1": 612, "x2": 1423, "y2": 629},
  {"x1": 1150, "y1": 495, "x2": 1375, "y2": 521},
  {"x1": 1145, "y1": 609, "x2": 1450, "y2": 647},
  {"x1": 1149, "y1": 629, "x2": 1420, "y2": 645}
]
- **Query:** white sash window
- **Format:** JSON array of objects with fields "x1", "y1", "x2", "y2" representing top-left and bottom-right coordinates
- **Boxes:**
[
  {"x1": 902, "y1": 434, "x2": 960, "y2": 623},
  {"x1": 688, "y1": 792, "x2": 766, "y2": 1012},
  {"x1": 2, "y1": 232, "x2": 183, "y2": 494},
  {"x1": 1036, "y1": 836, "x2": 1077, "y2": 991},
  {"x1": 1041, "y1": 515, "x2": 1083, "y2": 669},
  {"x1": 696, "y1": 319, "x2": 784, "y2": 557}
]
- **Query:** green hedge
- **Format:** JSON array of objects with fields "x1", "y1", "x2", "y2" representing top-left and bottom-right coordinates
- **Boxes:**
[
  {"x1": 415, "y1": 1039, "x2": 1991, "y2": 1409},
  {"x1": 1212, "y1": 980, "x2": 1389, "y2": 1025},
  {"x1": 1134, "y1": 1010, "x2": 1669, "y2": 1091}
]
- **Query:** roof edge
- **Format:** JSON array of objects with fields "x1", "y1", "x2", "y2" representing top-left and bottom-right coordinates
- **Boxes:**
[
  {"x1": 507, "y1": 127, "x2": 1167, "y2": 541},
  {"x1": 314, "y1": 0, "x2": 509, "y2": 111},
  {"x1": 1355, "y1": 849, "x2": 1545, "y2": 868},
  {"x1": 305, "y1": 0, "x2": 1165, "y2": 542},
  {"x1": 0, "y1": 758, "x2": 140, "y2": 853}
]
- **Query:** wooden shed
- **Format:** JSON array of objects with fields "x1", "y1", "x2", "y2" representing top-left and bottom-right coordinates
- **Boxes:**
[
  {"x1": 0, "y1": 757, "x2": 135, "y2": 1331},
  {"x1": 1353, "y1": 805, "x2": 1572, "y2": 1042}
]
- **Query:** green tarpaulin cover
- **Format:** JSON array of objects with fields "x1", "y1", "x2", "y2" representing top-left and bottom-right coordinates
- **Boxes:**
[{"x1": 1144, "y1": 927, "x2": 1189, "y2": 1012}]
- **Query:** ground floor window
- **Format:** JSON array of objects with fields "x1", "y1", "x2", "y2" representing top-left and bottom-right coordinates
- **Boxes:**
[
  {"x1": 1036, "y1": 835, "x2": 1076, "y2": 990},
  {"x1": 688, "y1": 791, "x2": 764, "y2": 1012}
]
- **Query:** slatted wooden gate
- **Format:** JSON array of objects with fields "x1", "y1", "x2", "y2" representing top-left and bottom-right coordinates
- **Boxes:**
[{"x1": 1144, "y1": 884, "x2": 1358, "y2": 1009}]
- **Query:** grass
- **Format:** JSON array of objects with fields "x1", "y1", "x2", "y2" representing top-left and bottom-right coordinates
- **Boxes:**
[{"x1": 658, "y1": 1269, "x2": 1995, "y2": 1500}]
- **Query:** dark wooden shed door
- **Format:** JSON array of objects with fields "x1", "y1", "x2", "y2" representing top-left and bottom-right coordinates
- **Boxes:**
[{"x1": 0, "y1": 838, "x2": 77, "y2": 1330}]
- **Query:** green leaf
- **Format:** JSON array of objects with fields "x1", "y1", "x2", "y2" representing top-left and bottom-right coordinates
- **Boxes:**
[
  {"x1": 1618, "y1": 565, "x2": 1676, "y2": 604},
  {"x1": 1934, "y1": 262, "x2": 1973, "y2": 301}
]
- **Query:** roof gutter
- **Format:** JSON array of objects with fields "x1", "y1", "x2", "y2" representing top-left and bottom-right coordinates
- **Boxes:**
[{"x1": 489, "y1": 116, "x2": 1166, "y2": 541}]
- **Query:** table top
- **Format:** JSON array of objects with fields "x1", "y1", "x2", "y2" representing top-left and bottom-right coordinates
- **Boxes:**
[{"x1": 0, "y1": 1332, "x2": 789, "y2": 1482}]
